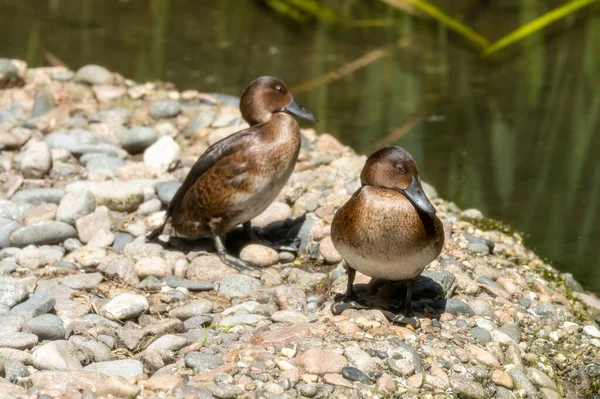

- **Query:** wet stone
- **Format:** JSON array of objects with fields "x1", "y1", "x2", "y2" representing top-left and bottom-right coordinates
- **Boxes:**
[{"x1": 341, "y1": 366, "x2": 372, "y2": 384}]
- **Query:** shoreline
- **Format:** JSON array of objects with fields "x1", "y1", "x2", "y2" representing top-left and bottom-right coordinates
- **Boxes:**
[{"x1": 0, "y1": 59, "x2": 599, "y2": 398}]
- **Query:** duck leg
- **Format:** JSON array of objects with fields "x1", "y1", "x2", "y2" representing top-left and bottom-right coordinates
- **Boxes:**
[
  {"x1": 381, "y1": 279, "x2": 420, "y2": 328},
  {"x1": 213, "y1": 234, "x2": 260, "y2": 278},
  {"x1": 331, "y1": 265, "x2": 369, "y2": 315},
  {"x1": 243, "y1": 222, "x2": 299, "y2": 253}
]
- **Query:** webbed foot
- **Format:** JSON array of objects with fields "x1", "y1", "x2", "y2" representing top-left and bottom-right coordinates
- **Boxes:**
[
  {"x1": 331, "y1": 295, "x2": 369, "y2": 315},
  {"x1": 380, "y1": 310, "x2": 420, "y2": 328}
]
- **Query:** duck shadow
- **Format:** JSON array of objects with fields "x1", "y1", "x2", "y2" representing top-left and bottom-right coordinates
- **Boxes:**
[{"x1": 351, "y1": 275, "x2": 448, "y2": 321}]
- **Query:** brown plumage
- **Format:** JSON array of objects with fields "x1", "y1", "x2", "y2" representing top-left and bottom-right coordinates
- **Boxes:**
[
  {"x1": 330, "y1": 146, "x2": 444, "y2": 320},
  {"x1": 149, "y1": 76, "x2": 317, "y2": 273}
]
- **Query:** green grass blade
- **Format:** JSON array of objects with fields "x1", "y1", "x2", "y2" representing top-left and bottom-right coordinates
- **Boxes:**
[
  {"x1": 483, "y1": 0, "x2": 599, "y2": 55},
  {"x1": 380, "y1": 0, "x2": 490, "y2": 48}
]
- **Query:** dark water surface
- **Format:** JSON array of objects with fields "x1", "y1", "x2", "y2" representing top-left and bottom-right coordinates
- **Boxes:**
[{"x1": 1, "y1": 0, "x2": 599, "y2": 292}]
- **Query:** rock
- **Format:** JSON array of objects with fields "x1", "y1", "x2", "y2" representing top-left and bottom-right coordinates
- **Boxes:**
[
  {"x1": 137, "y1": 198, "x2": 162, "y2": 215},
  {"x1": 0, "y1": 258, "x2": 18, "y2": 275},
  {"x1": 149, "y1": 100, "x2": 181, "y2": 119},
  {"x1": 9, "y1": 221, "x2": 75, "y2": 247},
  {"x1": 10, "y1": 292, "x2": 55, "y2": 318},
  {"x1": 32, "y1": 340, "x2": 82, "y2": 370},
  {"x1": 100, "y1": 293, "x2": 148, "y2": 320},
  {"x1": 112, "y1": 232, "x2": 134, "y2": 253},
  {"x1": 251, "y1": 201, "x2": 292, "y2": 228},
  {"x1": 218, "y1": 274, "x2": 261, "y2": 297},
  {"x1": 466, "y1": 345, "x2": 500, "y2": 368},
  {"x1": 66, "y1": 181, "x2": 144, "y2": 212},
  {"x1": 527, "y1": 368, "x2": 558, "y2": 390},
  {"x1": 0, "y1": 218, "x2": 20, "y2": 247},
  {"x1": 0, "y1": 201, "x2": 33, "y2": 221},
  {"x1": 239, "y1": 244, "x2": 279, "y2": 267},
  {"x1": 2, "y1": 358, "x2": 29, "y2": 383},
  {"x1": 17, "y1": 140, "x2": 52, "y2": 178},
  {"x1": 319, "y1": 236, "x2": 342, "y2": 264},
  {"x1": 29, "y1": 370, "x2": 140, "y2": 397},
  {"x1": 147, "y1": 334, "x2": 188, "y2": 352},
  {"x1": 468, "y1": 242, "x2": 490, "y2": 255},
  {"x1": 442, "y1": 298, "x2": 475, "y2": 316},
  {"x1": 344, "y1": 346, "x2": 379, "y2": 373},
  {"x1": 299, "y1": 349, "x2": 347, "y2": 375},
  {"x1": 415, "y1": 270, "x2": 456, "y2": 298},
  {"x1": 88, "y1": 229, "x2": 115, "y2": 247},
  {"x1": 498, "y1": 323, "x2": 522, "y2": 343},
  {"x1": 406, "y1": 373, "x2": 424, "y2": 388},
  {"x1": 155, "y1": 181, "x2": 181, "y2": 206},
  {"x1": 20, "y1": 203, "x2": 57, "y2": 226},
  {"x1": 121, "y1": 127, "x2": 158, "y2": 154},
  {"x1": 162, "y1": 276, "x2": 213, "y2": 291},
  {"x1": 212, "y1": 384, "x2": 243, "y2": 399},
  {"x1": 449, "y1": 373, "x2": 485, "y2": 399},
  {"x1": 186, "y1": 254, "x2": 238, "y2": 282},
  {"x1": 0, "y1": 332, "x2": 38, "y2": 349},
  {"x1": 533, "y1": 302, "x2": 556, "y2": 320},
  {"x1": 31, "y1": 88, "x2": 55, "y2": 117},
  {"x1": 218, "y1": 314, "x2": 266, "y2": 327},
  {"x1": 470, "y1": 299, "x2": 496, "y2": 319},
  {"x1": 461, "y1": 208, "x2": 483, "y2": 220},
  {"x1": 271, "y1": 310, "x2": 309, "y2": 324},
  {"x1": 85, "y1": 156, "x2": 125, "y2": 175},
  {"x1": 323, "y1": 373, "x2": 353, "y2": 388},
  {"x1": 491, "y1": 369, "x2": 513, "y2": 389},
  {"x1": 84, "y1": 359, "x2": 144, "y2": 379},
  {"x1": 76, "y1": 209, "x2": 111, "y2": 244},
  {"x1": 56, "y1": 190, "x2": 96, "y2": 225},
  {"x1": 60, "y1": 272, "x2": 104, "y2": 290},
  {"x1": 0, "y1": 58, "x2": 26, "y2": 88},
  {"x1": 144, "y1": 136, "x2": 181, "y2": 172},
  {"x1": 469, "y1": 327, "x2": 492, "y2": 344},
  {"x1": 583, "y1": 324, "x2": 600, "y2": 339},
  {"x1": 11, "y1": 188, "x2": 65, "y2": 205},
  {"x1": 24, "y1": 314, "x2": 65, "y2": 340},
  {"x1": 539, "y1": 388, "x2": 562, "y2": 399},
  {"x1": 184, "y1": 109, "x2": 216, "y2": 138},
  {"x1": 184, "y1": 352, "x2": 224, "y2": 372},
  {"x1": 74, "y1": 64, "x2": 114, "y2": 85},
  {"x1": 507, "y1": 367, "x2": 538, "y2": 397},
  {"x1": 134, "y1": 256, "x2": 171, "y2": 278},
  {"x1": 169, "y1": 299, "x2": 214, "y2": 319},
  {"x1": 0, "y1": 276, "x2": 28, "y2": 308},
  {"x1": 563, "y1": 273, "x2": 584, "y2": 293}
]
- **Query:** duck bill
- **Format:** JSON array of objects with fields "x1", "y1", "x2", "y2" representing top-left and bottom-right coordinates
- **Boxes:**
[
  {"x1": 284, "y1": 96, "x2": 318, "y2": 122},
  {"x1": 403, "y1": 176, "x2": 436, "y2": 214}
]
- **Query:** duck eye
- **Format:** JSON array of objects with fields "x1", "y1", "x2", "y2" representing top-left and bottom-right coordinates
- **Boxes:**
[
  {"x1": 275, "y1": 85, "x2": 284, "y2": 93},
  {"x1": 396, "y1": 166, "x2": 406, "y2": 173}
]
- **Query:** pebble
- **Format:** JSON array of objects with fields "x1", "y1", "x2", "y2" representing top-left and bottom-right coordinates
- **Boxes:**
[
  {"x1": 121, "y1": 126, "x2": 158, "y2": 154},
  {"x1": 442, "y1": 298, "x2": 475, "y2": 316},
  {"x1": 169, "y1": 299, "x2": 214, "y2": 319},
  {"x1": 32, "y1": 340, "x2": 82, "y2": 370},
  {"x1": 318, "y1": 236, "x2": 342, "y2": 264},
  {"x1": 74, "y1": 64, "x2": 114, "y2": 85},
  {"x1": 449, "y1": 373, "x2": 485, "y2": 399},
  {"x1": 144, "y1": 136, "x2": 181, "y2": 172},
  {"x1": 527, "y1": 367, "x2": 557, "y2": 390},
  {"x1": 218, "y1": 314, "x2": 266, "y2": 327},
  {"x1": 9, "y1": 221, "x2": 75, "y2": 247},
  {"x1": 0, "y1": 219, "x2": 20, "y2": 247},
  {"x1": 75, "y1": 209, "x2": 111, "y2": 244},
  {"x1": 56, "y1": 190, "x2": 96, "y2": 225},
  {"x1": 100, "y1": 293, "x2": 148, "y2": 320},
  {"x1": 10, "y1": 292, "x2": 55, "y2": 318},
  {"x1": 507, "y1": 366, "x2": 538, "y2": 397},
  {"x1": 11, "y1": 188, "x2": 65, "y2": 205},
  {"x1": 184, "y1": 352, "x2": 224, "y2": 372},
  {"x1": 583, "y1": 324, "x2": 600, "y2": 339},
  {"x1": 251, "y1": 201, "x2": 292, "y2": 228},
  {"x1": 0, "y1": 276, "x2": 29, "y2": 307},
  {"x1": 299, "y1": 349, "x2": 347, "y2": 375},
  {"x1": 341, "y1": 366, "x2": 371, "y2": 384},
  {"x1": 21, "y1": 203, "x2": 57, "y2": 226},
  {"x1": 212, "y1": 384, "x2": 242, "y2": 399},
  {"x1": 271, "y1": 310, "x2": 309, "y2": 324},
  {"x1": 137, "y1": 198, "x2": 162, "y2": 214},
  {"x1": 491, "y1": 369, "x2": 513, "y2": 389},
  {"x1": 498, "y1": 323, "x2": 522, "y2": 343},
  {"x1": 17, "y1": 140, "x2": 52, "y2": 178},
  {"x1": 0, "y1": 332, "x2": 38, "y2": 349},
  {"x1": 147, "y1": 334, "x2": 188, "y2": 352},
  {"x1": 134, "y1": 256, "x2": 171, "y2": 278},
  {"x1": 31, "y1": 90, "x2": 54, "y2": 117},
  {"x1": 415, "y1": 269, "x2": 456, "y2": 298},
  {"x1": 344, "y1": 346, "x2": 379, "y2": 373},
  {"x1": 60, "y1": 272, "x2": 104, "y2": 290},
  {"x1": 66, "y1": 181, "x2": 144, "y2": 212},
  {"x1": 218, "y1": 274, "x2": 261, "y2": 297},
  {"x1": 149, "y1": 100, "x2": 181, "y2": 119},
  {"x1": 85, "y1": 156, "x2": 124, "y2": 175},
  {"x1": 24, "y1": 314, "x2": 65, "y2": 340},
  {"x1": 539, "y1": 388, "x2": 562, "y2": 399},
  {"x1": 84, "y1": 359, "x2": 144, "y2": 379},
  {"x1": 469, "y1": 327, "x2": 492, "y2": 344},
  {"x1": 240, "y1": 244, "x2": 279, "y2": 267}
]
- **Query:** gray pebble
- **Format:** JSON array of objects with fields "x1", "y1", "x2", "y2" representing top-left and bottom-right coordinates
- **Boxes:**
[
  {"x1": 184, "y1": 352, "x2": 224, "y2": 372},
  {"x1": 121, "y1": 127, "x2": 158, "y2": 154},
  {"x1": 414, "y1": 270, "x2": 456, "y2": 298},
  {"x1": 10, "y1": 292, "x2": 55, "y2": 318},
  {"x1": 0, "y1": 201, "x2": 33, "y2": 221},
  {"x1": 218, "y1": 274, "x2": 262, "y2": 297},
  {"x1": 498, "y1": 323, "x2": 522, "y2": 343},
  {"x1": 0, "y1": 218, "x2": 20, "y2": 248},
  {"x1": 184, "y1": 110, "x2": 216, "y2": 138},
  {"x1": 24, "y1": 314, "x2": 65, "y2": 340},
  {"x1": 163, "y1": 276, "x2": 214, "y2": 292},
  {"x1": 212, "y1": 384, "x2": 242, "y2": 399},
  {"x1": 83, "y1": 359, "x2": 144, "y2": 379},
  {"x1": 112, "y1": 232, "x2": 134, "y2": 253},
  {"x1": 156, "y1": 181, "x2": 182, "y2": 206},
  {"x1": 449, "y1": 373, "x2": 485, "y2": 399},
  {"x1": 31, "y1": 88, "x2": 55, "y2": 117},
  {"x1": 85, "y1": 156, "x2": 124, "y2": 175},
  {"x1": 0, "y1": 332, "x2": 38, "y2": 350},
  {"x1": 470, "y1": 327, "x2": 492, "y2": 344},
  {"x1": 149, "y1": 100, "x2": 181, "y2": 119},
  {"x1": 60, "y1": 272, "x2": 104, "y2": 290},
  {"x1": 9, "y1": 221, "x2": 76, "y2": 247},
  {"x1": 0, "y1": 258, "x2": 18, "y2": 275},
  {"x1": 2, "y1": 359, "x2": 29, "y2": 383},
  {"x1": 17, "y1": 140, "x2": 52, "y2": 178},
  {"x1": 441, "y1": 298, "x2": 475, "y2": 316},
  {"x1": 74, "y1": 64, "x2": 114, "y2": 85},
  {"x1": 508, "y1": 367, "x2": 538, "y2": 397},
  {"x1": 564, "y1": 273, "x2": 584, "y2": 293},
  {"x1": 56, "y1": 190, "x2": 96, "y2": 225},
  {"x1": 11, "y1": 188, "x2": 65, "y2": 205}
]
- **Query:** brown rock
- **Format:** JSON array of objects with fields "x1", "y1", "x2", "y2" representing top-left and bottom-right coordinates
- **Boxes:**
[
  {"x1": 134, "y1": 256, "x2": 172, "y2": 278},
  {"x1": 298, "y1": 349, "x2": 347, "y2": 375},
  {"x1": 376, "y1": 374, "x2": 397, "y2": 391},
  {"x1": 491, "y1": 369, "x2": 514, "y2": 389},
  {"x1": 251, "y1": 201, "x2": 292, "y2": 228},
  {"x1": 323, "y1": 373, "x2": 353, "y2": 388},
  {"x1": 319, "y1": 236, "x2": 342, "y2": 264},
  {"x1": 21, "y1": 203, "x2": 57, "y2": 226},
  {"x1": 139, "y1": 375, "x2": 182, "y2": 391},
  {"x1": 249, "y1": 323, "x2": 312, "y2": 349},
  {"x1": 406, "y1": 373, "x2": 424, "y2": 388},
  {"x1": 239, "y1": 244, "x2": 279, "y2": 267},
  {"x1": 467, "y1": 345, "x2": 501, "y2": 368},
  {"x1": 186, "y1": 254, "x2": 238, "y2": 282}
]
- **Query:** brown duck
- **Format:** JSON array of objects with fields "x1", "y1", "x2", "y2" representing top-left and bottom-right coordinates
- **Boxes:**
[
  {"x1": 149, "y1": 76, "x2": 317, "y2": 273},
  {"x1": 330, "y1": 146, "x2": 444, "y2": 322}
]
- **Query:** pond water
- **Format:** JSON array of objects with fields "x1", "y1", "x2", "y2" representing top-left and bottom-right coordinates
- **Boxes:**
[{"x1": 1, "y1": 0, "x2": 599, "y2": 293}]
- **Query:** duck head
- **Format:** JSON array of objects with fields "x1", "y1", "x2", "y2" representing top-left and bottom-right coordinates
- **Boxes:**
[
  {"x1": 361, "y1": 146, "x2": 436, "y2": 214},
  {"x1": 240, "y1": 76, "x2": 318, "y2": 125}
]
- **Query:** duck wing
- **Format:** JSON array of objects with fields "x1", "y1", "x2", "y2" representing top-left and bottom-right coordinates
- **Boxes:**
[{"x1": 148, "y1": 128, "x2": 255, "y2": 239}]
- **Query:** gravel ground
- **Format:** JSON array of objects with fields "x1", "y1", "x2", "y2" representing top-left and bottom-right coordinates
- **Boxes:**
[{"x1": 0, "y1": 59, "x2": 599, "y2": 399}]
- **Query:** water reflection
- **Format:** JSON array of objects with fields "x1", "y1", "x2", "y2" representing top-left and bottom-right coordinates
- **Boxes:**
[{"x1": 0, "y1": 0, "x2": 598, "y2": 292}]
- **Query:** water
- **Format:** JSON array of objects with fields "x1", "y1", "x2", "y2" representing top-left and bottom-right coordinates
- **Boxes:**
[{"x1": 1, "y1": 0, "x2": 599, "y2": 293}]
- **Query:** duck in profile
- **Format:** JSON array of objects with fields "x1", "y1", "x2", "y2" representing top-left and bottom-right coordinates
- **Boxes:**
[
  {"x1": 148, "y1": 76, "x2": 318, "y2": 273},
  {"x1": 330, "y1": 146, "x2": 444, "y2": 324}
]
